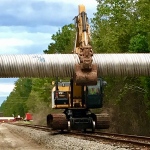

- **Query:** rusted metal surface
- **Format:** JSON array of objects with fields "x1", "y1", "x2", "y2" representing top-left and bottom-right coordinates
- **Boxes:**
[
  {"x1": 1, "y1": 54, "x2": 150, "y2": 78},
  {"x1": 95, "y1": 113, "x2": 110, "y2": 129},
  {"x1": 74, "y1": 46, "x2": 97, "y2": 86},
  {"x1": 74, "y1": 63, "x2": 97, "y2": 85},
  {"x1": 47, "y1": 113, "x2": 68, "y2": 130},
  {"x1": 78, "y1": 46, "x2": 94, "y2": 70}
]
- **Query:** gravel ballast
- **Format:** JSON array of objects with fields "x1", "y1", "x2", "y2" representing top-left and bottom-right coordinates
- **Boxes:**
[{"x1": 4, "y1": 123, "x2": 130, "y2": 150}]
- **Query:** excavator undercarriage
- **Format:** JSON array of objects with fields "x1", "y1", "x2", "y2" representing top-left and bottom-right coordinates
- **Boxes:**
[{"x1": 47, "y1": 111, "x2": 110, "y2": 132}]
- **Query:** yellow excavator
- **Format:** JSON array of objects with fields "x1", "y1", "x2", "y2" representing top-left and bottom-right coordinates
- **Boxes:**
[{"x1": 47, "y1": 5, "x2": 110, "y2": 132}]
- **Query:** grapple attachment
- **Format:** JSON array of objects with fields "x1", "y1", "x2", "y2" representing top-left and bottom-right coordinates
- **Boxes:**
[{"x1": 74, "y1": 64, "x2": 97, "y2": 85}]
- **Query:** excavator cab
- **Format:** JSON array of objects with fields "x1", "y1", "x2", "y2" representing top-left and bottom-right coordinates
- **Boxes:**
[{"x1": 86, "y1": 78, "x2": 104, "y2": 108}]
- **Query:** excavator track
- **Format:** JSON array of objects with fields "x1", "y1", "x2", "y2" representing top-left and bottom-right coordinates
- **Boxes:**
[
  {"x1": 47, "y1": 113, "x2": 68, "y2": 131},
  {"x1": 95, "y1": 113, "x2": 110, "y2": 129}
]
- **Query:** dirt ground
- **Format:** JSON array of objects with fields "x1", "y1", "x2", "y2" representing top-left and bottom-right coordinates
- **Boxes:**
[{"x1": 0, "y1": 123, "x2": 47, "y2": 150}]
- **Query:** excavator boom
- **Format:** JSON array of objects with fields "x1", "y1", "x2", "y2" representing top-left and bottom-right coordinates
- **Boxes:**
[{"x1": 74, "y1": 5, "x2": 97, "y2": 86}]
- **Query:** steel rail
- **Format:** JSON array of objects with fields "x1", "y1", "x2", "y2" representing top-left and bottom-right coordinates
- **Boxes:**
[
  {"x1": 97, "y1": 131, "x2": 150, "y2": 141},
  {"x1": 71, "y1": 131, "x2": 150, "y2": 148}
]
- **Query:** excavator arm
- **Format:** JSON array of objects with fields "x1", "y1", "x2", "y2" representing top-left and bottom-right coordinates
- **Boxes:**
[{"x1": 73, "y1": 5, "x2": 97, "y2": 86}]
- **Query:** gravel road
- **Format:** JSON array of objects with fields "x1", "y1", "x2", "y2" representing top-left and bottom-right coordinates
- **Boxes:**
[
  {"x1": 0, "y1": 123, "x2": 47, "y2": 150},
  {"x1": 1, "y1": 123, "x2": 131, "y2": 150}
]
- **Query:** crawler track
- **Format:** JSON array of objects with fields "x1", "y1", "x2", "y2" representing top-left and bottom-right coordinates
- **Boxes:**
[{"x1": 9, "y1": 123, "x2": 150, "y2": 148}]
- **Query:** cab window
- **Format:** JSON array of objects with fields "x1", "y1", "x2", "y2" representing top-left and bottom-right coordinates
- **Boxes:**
[
  {"x1": 88, "y1": 87, "x2": 100, "y2": 95},
  {"x1": 87, "y1": 80, "x2": 101, "y2": 95}
]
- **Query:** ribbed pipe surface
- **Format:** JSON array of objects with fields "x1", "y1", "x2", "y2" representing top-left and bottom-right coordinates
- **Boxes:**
[{"x1": 0, "y1": 54, "x2": 150, "y2": 78}]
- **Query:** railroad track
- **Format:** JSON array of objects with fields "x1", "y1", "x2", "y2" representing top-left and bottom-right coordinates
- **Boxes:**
[
  {"x1": 9, "y1": 123, "x2": 150, "y2": 148},
  {"x1": 10, "y1": 123, "x2": 52, "y2": 132},
  {"x1": 71, "y1": 131, "x2": 150, "y2": 148}
]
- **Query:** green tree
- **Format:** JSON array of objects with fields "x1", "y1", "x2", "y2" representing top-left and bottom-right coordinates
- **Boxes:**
[
  {"x1": 0, "y1": 78, "x2": 32, "y2": 117},
  {"x1": 129, "y1": 34, "x2": 149, "y2": 53},
  {"x1": 91, "y1": 0, "x2": 150, "y2": 135},
  {"x1": 134, "y1": 0, "x2": 150, "y2": 33},
  {"x1": 44, "y1": 24, "x2": 76, "y2": 54},
  {"x1": 91, "y1": 0, "x2": 135, "y2": 53}
]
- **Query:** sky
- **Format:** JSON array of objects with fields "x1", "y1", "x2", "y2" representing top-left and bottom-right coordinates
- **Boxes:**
[{"x1": 0, "y1": 0, "x2": 98, "y2": 105}]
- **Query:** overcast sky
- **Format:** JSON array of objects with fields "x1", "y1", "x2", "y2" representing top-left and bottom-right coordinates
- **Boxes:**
[{"x1": 0, "y1": 0, "x2": 98, "y2": 105}]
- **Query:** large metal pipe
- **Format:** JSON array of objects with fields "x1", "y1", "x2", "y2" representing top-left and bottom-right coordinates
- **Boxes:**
[{"x1": 0, "y1": 54, "x2": 150, "y2": 78}]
